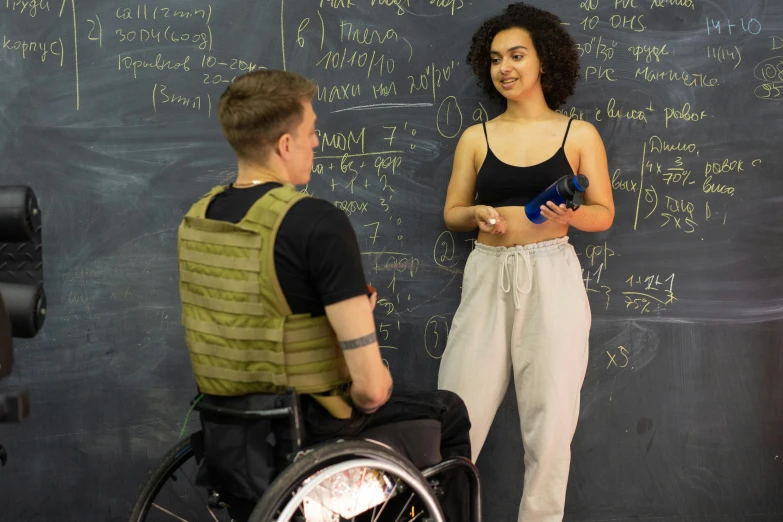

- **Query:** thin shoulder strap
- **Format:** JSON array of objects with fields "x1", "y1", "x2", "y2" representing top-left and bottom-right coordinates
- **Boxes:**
[
  {"x1": 482, "y1": 121, "x2": 489, "y2": 145},
  {"x1": 562, "y1": 118, "x2": 574, "y2": 147}
]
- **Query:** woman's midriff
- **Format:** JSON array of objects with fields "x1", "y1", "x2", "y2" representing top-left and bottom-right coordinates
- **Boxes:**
[{"x1": 476, "y1": 205, "x2": 569, "y2": 247}]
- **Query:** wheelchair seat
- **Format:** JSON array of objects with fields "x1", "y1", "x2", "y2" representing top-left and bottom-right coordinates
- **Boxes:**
[{"x1": 360, "y1": 419, "x2": 442, "y2": 469}]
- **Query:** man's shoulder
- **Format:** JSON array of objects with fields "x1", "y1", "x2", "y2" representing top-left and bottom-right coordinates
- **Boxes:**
[
  {"x1": 280, "y1": 195, "x2": 354, "y2": 247},
  {"x1": 287, "y1": 195, "x2": 347, "y2": 223}
]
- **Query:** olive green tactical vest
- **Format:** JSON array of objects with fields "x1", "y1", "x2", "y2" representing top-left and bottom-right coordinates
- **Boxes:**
[{"x1": 177, "y1": 184, "x2": 351, "y2": 398}]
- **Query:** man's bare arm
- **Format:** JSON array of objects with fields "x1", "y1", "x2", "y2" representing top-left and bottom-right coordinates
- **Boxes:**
[{"x1": 325, "y1": 295, "x2": 393, "y2": 412}]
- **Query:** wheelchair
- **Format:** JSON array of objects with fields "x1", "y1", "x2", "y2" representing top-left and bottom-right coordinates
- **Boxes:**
[{"x1": 128, "y1": 389, "x2": 481, "y2": 522}]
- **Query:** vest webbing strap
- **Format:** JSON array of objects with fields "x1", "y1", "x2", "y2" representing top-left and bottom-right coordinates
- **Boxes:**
[
  {"x1": 179, "y1": 248, "x2": 259, "y2": 271},
  {"x1": 192, "y1": 364, "x2": 344, "y2": 390},
  {"x1": 193, "y1": 364, "x2": 287, "y2": 387},
  {"x1": 242, "y1": 206, "x2": 279, "y2": 229},
  {"x1": 180, "y1": 290, "x2": 265, "y2": 316},
  {"x1": 183, "y1": 316, "x2": 284, "y2": 342},
  {"x1": 179, "y1": 224, "x2": 262, "y2": 249},
  {"x1": 188, "y1": 340, "x2": 284, "y2": 365},
  {"x1": 283, "y1": 322, "x2": 335, "y2": 343},
  {"x1": 287, "y1": 346, "x2": 340, "y2": 365},
  {"x1": 243, "y1": 185, "x2": 308, "y2": 316},
  {"x1": 180, "y1": 271, "x2": 259, "y2": 294},
  {"x1": 243, "y1": 185, "x2": 306, "y2": 229},
  {"x1": 187, "y1": 341, "x2": 340, "y2": 366},
  {"x1": 183, "y1": 316, "x2": 336, "y2": 344}
]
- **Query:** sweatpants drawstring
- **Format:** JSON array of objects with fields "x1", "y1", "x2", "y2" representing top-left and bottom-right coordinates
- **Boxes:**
[{"x1": 499, "y1": 248, "x2": 533, "y2": 309}]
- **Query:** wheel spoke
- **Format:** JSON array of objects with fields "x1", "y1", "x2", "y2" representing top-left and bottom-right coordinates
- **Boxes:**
[
  {"x1": 151, "y1": 503, "x2": 190, "y2": 522},
  {"x1": 391, "y1": 493, "x2": 416, "y2": 522},
  {"x1": 370, "y1": 479, "x2": 401, "y2": 522}
]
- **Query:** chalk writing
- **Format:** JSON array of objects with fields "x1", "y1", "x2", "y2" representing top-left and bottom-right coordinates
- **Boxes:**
[
  {"x1": 650, "y1": 0, "x2": 693, "y2": 8},
  {"x1": 4, "y1": 0, "x2": 50, "y2": 18},
  {"x1": 606, "y1": 346, "x2": 629, "y2": 369},
  {"x1": 115, "y1": 5, "x2": 213, "y2": 25},
  {"x1": 705, "y1": 17, "x2": 762, "y2": 36},
  {"x1": 118, "y1": 53, "x2": 191, "y2": 79},
  {"x1": 577, "y1": 36, "x2": 616, "y2": 62},
  {"x1": 753, "y1": 57, "x2": 783, "y2": 100},
  {"x1": 407, "y1": 60, "x2": 458, "y2": 103},
  {"x1": 114, "y1": 25, "x2": 213, "y2": 51},
  {"x1": 152, "y1": 83, "x2": 211, "y2": 117},
  {"x1": 623, "y1": 273, "x2": 676, "y2": 314},
  {"x1": 2, "y1": 35, "x2": 64, "y2": 65},
  {"x1": 424, "y1": 315, "x2": 449, "y2": 359},
  {"x1": 340, "y1": 21, "x2": 398, "y2": 46},
  {"x1": 628, "y1": 44, "x2": 668, "y2": 63},
  {"x1": 664, "y1": 104, "x2": 708, "y2": 128},
  {"x1": 316, "y1": 47, "x2": 395, "y2": 78},
  {"x1": 635, "y1": 67, "x2": 719, "y2": 87},
  {"x1": 707, "y1": 45, "x2": 742, "y2": 69}
]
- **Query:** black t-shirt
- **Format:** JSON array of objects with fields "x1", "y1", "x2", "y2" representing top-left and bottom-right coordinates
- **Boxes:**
[{"x1": 204, "y1": 183, "x2": 368, "y2": 317}]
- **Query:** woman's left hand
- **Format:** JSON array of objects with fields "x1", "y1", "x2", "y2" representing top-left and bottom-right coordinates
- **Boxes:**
[{"x1": 540, "y1": 201, "x2": 576, "y2": 225}]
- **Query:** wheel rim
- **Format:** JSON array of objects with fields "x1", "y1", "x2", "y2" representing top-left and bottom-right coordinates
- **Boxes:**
[{"x1": 275, "y1": 458, "x2": 444, "y2": 522}]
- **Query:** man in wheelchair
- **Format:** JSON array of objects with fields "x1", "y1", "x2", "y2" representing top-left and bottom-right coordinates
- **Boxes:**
[{"x1": 177, "y1": 70, "x2": 473, "y2": 521}]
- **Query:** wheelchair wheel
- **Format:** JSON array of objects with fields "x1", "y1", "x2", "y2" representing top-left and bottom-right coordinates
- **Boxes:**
[
  {"x1": 249, "y1": 439, "x2": 444, "y2": 522},
  {"x1": 128, "y1": 436, "x2": 233, "y2": 522}
]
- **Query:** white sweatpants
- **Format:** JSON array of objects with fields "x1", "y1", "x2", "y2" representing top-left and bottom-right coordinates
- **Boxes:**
[{"x1": 438, "y1": 237, "x2": 591, "y2": 522}]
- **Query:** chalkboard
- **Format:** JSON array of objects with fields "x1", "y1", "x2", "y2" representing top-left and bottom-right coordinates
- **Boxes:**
[{"x1": 1, "y1": 1, "x2": 782, "y2": 520}]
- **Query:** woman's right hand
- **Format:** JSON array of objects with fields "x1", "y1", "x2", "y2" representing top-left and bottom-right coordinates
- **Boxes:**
[{"x1": 473, "y1": 205, "x2": 506, "y2": 234}]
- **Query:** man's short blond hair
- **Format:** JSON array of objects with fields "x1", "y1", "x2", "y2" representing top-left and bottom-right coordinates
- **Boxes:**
[{"x1": 218, "y1": 70, "x2": 317, "y2": 161}]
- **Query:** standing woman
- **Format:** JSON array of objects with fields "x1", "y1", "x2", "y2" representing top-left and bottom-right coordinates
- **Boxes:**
[{"x1": 438, "y1": 3, "x2": 614, "y2": 521}]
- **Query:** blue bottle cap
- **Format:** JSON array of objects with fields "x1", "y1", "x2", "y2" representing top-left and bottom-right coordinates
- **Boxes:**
[{"x1": 573, "y1": 174, "x2": 589, "y2": 191}]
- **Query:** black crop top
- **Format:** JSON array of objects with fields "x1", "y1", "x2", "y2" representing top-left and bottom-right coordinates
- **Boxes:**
[{"x1": 474, "y1": 119, "x2": 575, "y2": 208}]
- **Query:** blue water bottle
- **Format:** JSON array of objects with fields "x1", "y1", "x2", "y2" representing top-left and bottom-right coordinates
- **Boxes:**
[{"x1": 524, "y1": 174, "x2": 589, "y2": 224}]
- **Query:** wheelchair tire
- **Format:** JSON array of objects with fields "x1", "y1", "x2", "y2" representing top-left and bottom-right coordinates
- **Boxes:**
[
  {"x1": 248, "y1": 438, "x2": 444, "y2": 522},
  {"x1": 128, "y1": 437, "x2": 194, "y2": 522}
]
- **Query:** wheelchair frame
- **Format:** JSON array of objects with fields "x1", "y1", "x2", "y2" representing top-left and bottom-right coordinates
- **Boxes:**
[{"x1": 129, "y1": 389, "x2": 482, "y2": 522}]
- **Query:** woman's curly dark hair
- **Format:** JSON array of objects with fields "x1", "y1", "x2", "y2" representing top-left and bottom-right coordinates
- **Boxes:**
[{"x1": 466, "y1": 3, "x2": 580, "y2": 110}]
